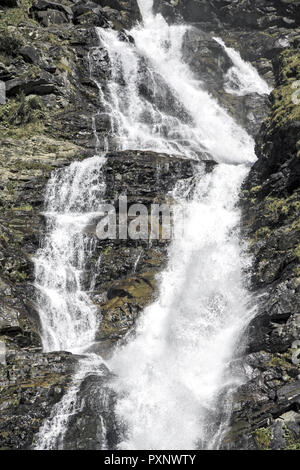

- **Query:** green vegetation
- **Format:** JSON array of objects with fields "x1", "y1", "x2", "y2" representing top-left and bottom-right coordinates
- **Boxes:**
[
  {"x1": 252, "y1": 427, "x2": 272, "y2": 450},
  {"x1": 267, "y1": 350, "x2": 294, "y2": 369},
  {"x1": 283, "y1": 424, "x2": 300, "y2": 450},
  {"x1": 0, "y1": 93, "x2": 46, "y2": 127},
  {"x1": 9, "y1": 270, "x2": 28, "y2": 282},
  {"x1": 56, "y1": 61, "x2": 73, "y2": 76},
  {"x1": 265, "y1": 195, "x2": 300, "y2": 219},
  {"x1": 12, "y1": 205, "x2": 33, "y2": 212},
  {"x1": 0, "y1": 34, "x2": 23, "y2": 56},
  {"x1": 295, "y1": 243, "x2": 300, "y2": 260},
  {"x1": 0, "y1": 0, "x2": 35, "y2": 28},
  {"x1": 271, "y1": 50, "x2": 300, "y2": 128},
  {"x1": 253, "y1": 227, "x2": 271, "y2": 240},
  {"x1": 249, "y1": 185, "x2": 262, "y2": 194}
]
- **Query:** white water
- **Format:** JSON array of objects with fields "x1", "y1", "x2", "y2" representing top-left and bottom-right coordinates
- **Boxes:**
[
  {"x1": 98, "y1": 20, "x2": 255, "y2": 163},
  {"x1": 34, "y1": 0, "x2": 270, "y2": 450},
  {"x1": 111, "y1": 165, "x2": 255, "y2": 450},
  {"x1": 34, "y1": 156, "x2": 105, "y2": 353},
  {"x1": 214, "y1": 37, "x2": 272, "y2": 96}
]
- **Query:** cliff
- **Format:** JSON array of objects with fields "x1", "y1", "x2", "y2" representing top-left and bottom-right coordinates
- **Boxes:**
[{"x1": 0, "y1": 0, "x2": 299, "y2": 450}]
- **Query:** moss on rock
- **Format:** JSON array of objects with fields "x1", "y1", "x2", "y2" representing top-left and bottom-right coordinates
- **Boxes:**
[{"x1": 252, "y1": 427, "x2": 272, "y2": 450}]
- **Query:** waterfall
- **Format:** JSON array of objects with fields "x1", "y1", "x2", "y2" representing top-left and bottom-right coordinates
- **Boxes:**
[
  {"x1": 97, "y1": 20, "x2": 255, "y2": 163},
  {"x1": 34, "y1": 156, "x2": 105, "y2": 354},
  {"x1": 214, "y1": 37, "x2": 272, "y2": 96},
  {"x1": 34, "y1": 0, "x2": 270, "y2": 450},
  {"x1": 110, "y1": 165, "x2": 255, "y2": 450}
]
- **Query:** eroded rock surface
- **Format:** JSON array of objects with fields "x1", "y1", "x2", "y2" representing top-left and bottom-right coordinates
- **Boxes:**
[{"x1": 224, "y1": 36, "x2": 300, "y2": 452}]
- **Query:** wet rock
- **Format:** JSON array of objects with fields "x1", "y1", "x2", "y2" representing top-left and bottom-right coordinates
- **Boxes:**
[
  {"x1": 277, "y1": 380, "x2": 300, "y2": 404},
  {"x1": 72, "y1": 3, "x2": 108, "y2": 28},
  {"x1": 62, "y1": 369, "x2": 118, "y2": 450},
  {"x1": 0, "y1": 63, "x2": 12, "y2": 82},
  {"x1": 71, "y1": 0, "x2": 141, "y2": 29},
  {"x1": 34, "y1": 9, "x2": 69, "y2": 26},
  {"x1": 154, "y1": 0, "x2": 300, "y2": 31},
  {"x1": 94, "y1": 0, "x2": 142, "y2": 28},
  {"x1": 227, "y1": 40, "x2": 300, "y2": 450},
  {"x1": 103, "y1": 150, "x2": 212, "y2": 200},
  {"x1": 0, "y1": 351, "x2": 78, "y2": 449},
  {"x1": 182, "y1": 28, "x2": 232, "y2": 94}
]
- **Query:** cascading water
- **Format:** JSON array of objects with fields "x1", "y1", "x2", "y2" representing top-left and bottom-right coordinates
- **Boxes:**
[
  {"x1": 110, "y1": 165, "x2": 255, "y2": 450},
  {"x1": 214, "y1": 37, "x2": 272, "y2": 96},
  {"x1": 34, "y1": 157, "x2": 105, "y2": 354},
  {"x1": 98, "y1": 19, "x2": 255, "y2": 162},
  {"x1": 34, "y1": 0, "x2": 270, "y2": 450}
]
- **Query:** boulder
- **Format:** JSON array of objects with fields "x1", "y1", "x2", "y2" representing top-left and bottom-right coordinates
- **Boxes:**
[
  {"x1": 62, "y1": 370, "x2": 118, "y2": 450},
  {"x1": 6, "y1": 72, "x2": 62, "y2": 96},
  {"x1": 30, "y1": 0, "x2": 73, "y2": 18},
  {"x1": 35, "y1": 9, "x2": 69, "y2": 26},
  {"x1": 19, "y1": 46, "x2": 41, "y2": 65}
]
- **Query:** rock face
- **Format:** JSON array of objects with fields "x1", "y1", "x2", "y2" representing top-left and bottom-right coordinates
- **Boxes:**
[
  {"x1": 224, "y1": 45, "x2": 300, "y2": 450},
  {"x1": 0, "y1": 350, "x2": 77, "y2": 449},
  {"x1": 154, "y1": 0, "x2": 300, "y2": 31}
]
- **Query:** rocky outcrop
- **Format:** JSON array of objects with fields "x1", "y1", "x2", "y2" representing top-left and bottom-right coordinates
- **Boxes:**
[
  {"x1": 223, "y1": 40, "x2": 300, "y2": 451},
  {"x1": 61, "y1": 367, "x2": 118, "y2": 450},
  {"x1": 154, "y1": 0, "x2": 300, "y2": 31},
  {"x1": 0, "y1": 350, "x2": 77, "y2": 449}
]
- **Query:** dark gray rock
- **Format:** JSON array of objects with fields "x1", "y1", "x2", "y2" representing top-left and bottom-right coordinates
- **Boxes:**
[
  {"x1": 154, "y1": 0, "x2": 300, "y2": 30},
  {"x1": 19, "y1": 46, "x2": 41, "y2": 65},
  {"x1": 62, "y1": 370, "x2": 118, "y2": 450},
  {"x1": 5, "y1": 71, "x2": 65, "y2": 96},
  {"x1": 226, "y1": 41, "x2": 300, "y2": 450},
  {"x1": 35, "y1": 10, "x2": 69, "y2": 26},
  {"x1": 0, "y1": 0, "x2": 20, "y2": 6},
  {"x1": 30, "y1": 0, "x2": 73, "y2": 18},
  {"x1": 0, "y1": 351, "x2": 78, "y2": 449}
]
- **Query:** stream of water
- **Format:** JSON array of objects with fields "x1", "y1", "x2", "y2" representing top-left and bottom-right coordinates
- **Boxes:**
[{"x1": 34, "y1": 0, "x2": 269, "y2": 450}]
